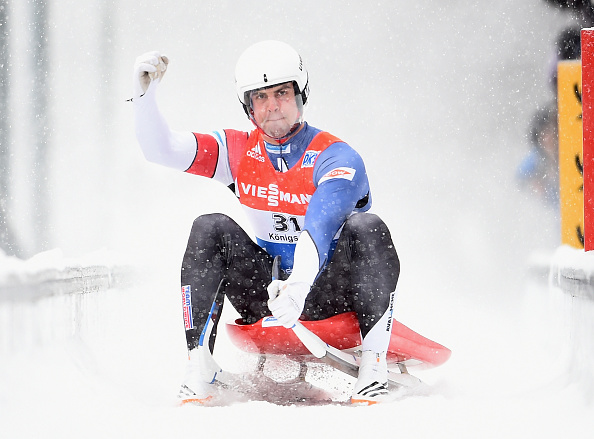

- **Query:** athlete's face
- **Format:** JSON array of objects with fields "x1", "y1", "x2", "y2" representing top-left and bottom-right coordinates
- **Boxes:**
[{"x1": 249, "y1": 82, "x2": 301, "y2": 140}]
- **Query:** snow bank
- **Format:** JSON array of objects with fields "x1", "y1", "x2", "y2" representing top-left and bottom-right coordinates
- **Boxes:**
[
  {"x1": 0, "y1": 249, "x2": 136, "y2": 356},
  {"x1": 550, "y1": 245, "x2": 594, "y2": 298},
  {"x1": 0, "y1": 248, "x2": 134, "y2": 302},
  {"x1": 548, "y1": 246, "x2": 594, "y2": 402}
]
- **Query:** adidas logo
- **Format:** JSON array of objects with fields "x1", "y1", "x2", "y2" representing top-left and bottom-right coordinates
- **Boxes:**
[
  {"x1": 355, "y1": 381, "x2": 389, "y2": 398},
  {"x1": 247, "y1": 143, "x2": 265, "y2": 162}
]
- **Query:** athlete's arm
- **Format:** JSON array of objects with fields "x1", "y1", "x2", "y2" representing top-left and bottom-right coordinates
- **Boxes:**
[
  {"x1": 133, "y1": 80, "x2": 198, "y2": 170},
  {"x1": 133, "y1": 73, "x2": 236, "y2": 185},
  {"x1": 289, "y1": 143, "x2": 371, "y2": 284}
]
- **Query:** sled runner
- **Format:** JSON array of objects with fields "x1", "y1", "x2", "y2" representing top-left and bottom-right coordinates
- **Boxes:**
[
  {"x1": 184, "y1": 305, "x2": 451, "y2": 406},
  {"x1": 225, "y1": 311, "x2": 451, "y2": 390}
]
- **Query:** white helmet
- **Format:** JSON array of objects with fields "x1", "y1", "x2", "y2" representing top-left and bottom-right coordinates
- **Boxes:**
[{"x1": 235, "y1": 40, "x2": 309, "y2": 115}]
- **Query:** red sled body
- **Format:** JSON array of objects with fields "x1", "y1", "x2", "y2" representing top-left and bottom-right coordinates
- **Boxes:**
[{"x1": 226, "y1": 312, "x2": 451, "y2": 370}]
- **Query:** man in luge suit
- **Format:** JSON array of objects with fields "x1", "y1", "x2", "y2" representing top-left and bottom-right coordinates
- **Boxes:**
[{"x1": 132, "y1": 40, "x2": 400, "y2": 405}]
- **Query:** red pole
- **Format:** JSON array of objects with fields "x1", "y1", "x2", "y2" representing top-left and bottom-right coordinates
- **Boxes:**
[{"x1": 582, "y1": 28, "x2": 594, "y2": 251}]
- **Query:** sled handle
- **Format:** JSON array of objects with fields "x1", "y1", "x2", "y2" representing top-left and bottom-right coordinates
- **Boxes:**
[
  {"x1": 271, "y1": 255, "x2": 325, "y2": 358},
  {"x1": 291, "y1": 322, "x2": 327, "y2": 359},
  {"x1": 272, "y1": 255, "x2": 282, "y2": 281}
]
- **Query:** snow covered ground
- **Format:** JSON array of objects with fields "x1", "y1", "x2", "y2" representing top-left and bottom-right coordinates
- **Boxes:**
[
  {"x1": 1, "y1": 254, "x2": 592, "y2": 438},
  {"x1": 2, "y1": 1, "x2": 594, "y2": 437}
]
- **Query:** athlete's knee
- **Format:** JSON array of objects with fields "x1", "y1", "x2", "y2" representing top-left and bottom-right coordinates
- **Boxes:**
[
  {"x1": 344, "y1": 212, "x2": 385, "y2": 235},
  {"x1": 344, "y1": 213, "x2": 395, "y2": 249},
  {"x1": 189, "y1": 213, "x2": 240, "y2": 240},
  {"x1": 345, "y1": 213, "x2": 400, "y2": 276},
  {"x1": 191, "y1": 213, "x2": 232, "y2": 231}
]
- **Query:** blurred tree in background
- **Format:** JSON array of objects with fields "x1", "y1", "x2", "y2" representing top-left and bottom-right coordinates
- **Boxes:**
[
  {"x1": 30, "y1": 0, "x2": 50, "y2": 256},
  {"x1": 0, "y1": 0, "x2": 21, "y2": 257},
  {"x1": 0, "y1": 0, "x2": 49, "y2": 258}
]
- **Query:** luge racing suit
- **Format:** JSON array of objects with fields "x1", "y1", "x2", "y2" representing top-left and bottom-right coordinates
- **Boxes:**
[{"x1": 134, "y1": 90, "x2": 400, "y2": 353}]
